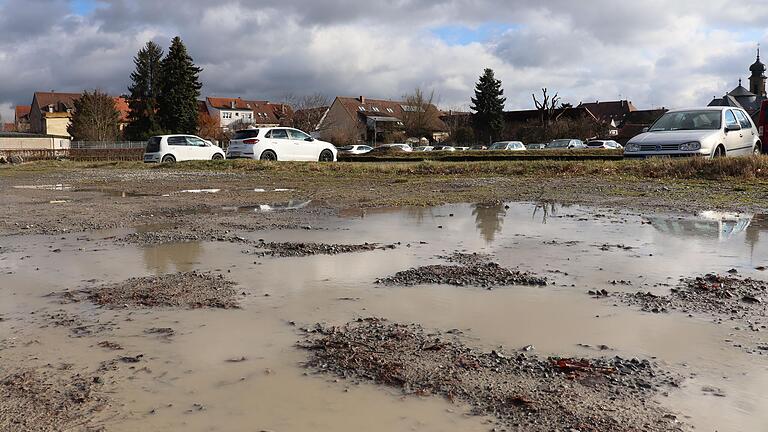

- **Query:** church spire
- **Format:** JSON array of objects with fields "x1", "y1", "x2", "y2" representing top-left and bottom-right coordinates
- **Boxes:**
[{"x1": 749, "y1": 43, "x2": 767, "y2": 97}]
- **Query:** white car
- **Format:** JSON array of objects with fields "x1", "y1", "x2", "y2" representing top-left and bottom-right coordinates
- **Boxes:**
[
  {"x1": 379, "y1": 143, "x2": 413, "y2": 152},
  {"x1": 226, "y1": 127, "x2": 337, "y2": 161},
  {"x1": 144, "y1": 135, "x2": 226, "y2": 163},
  {"x1": 489, "y1": 141, "x2": 526, "y2": 151},
  {"x1": 625, "y1": 107, "x2": 762, "y2": 158},
  {"x1": 338, "y1": 145, "x2": 373, "y2": 155},
  {"x1": 413, "y1": 146, "x2": 434, "y2": 152},
  {"x1": 587, "y1": 140, "x2": 623, "y2": 149}
]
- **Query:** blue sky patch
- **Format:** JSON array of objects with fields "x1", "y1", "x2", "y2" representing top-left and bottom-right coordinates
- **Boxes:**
[
  {"x1": 71, "y1": 0, "x2": 98, "y2": 15},
  {"x1": 431, "y1": 23, "x2": 517, "y2": 45}
]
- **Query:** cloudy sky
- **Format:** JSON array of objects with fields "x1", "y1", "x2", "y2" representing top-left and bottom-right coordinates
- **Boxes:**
[{"x1": 1, "y1": 0, "x2": 768, "y2": 121}]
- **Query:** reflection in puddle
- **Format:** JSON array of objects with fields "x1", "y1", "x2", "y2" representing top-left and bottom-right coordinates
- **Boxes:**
[
  {"x1": 649, "y1": 211, "x2": 757, "y2": 241},
  {"x1": 13, "y1": 184, "x2": 72, "y2": 190},
  {"x1": 472, "y1": 204, "x2": 506, "y2": 243},
  {"x1": 142, "y1": 241, "x2": 203, "y2": 273},
  {"x1": 220, "y1": 200, "x2": 312, "y2": 213},
  {"x1": 180, "y1": 189, "x2": 221, "y2": 194}
]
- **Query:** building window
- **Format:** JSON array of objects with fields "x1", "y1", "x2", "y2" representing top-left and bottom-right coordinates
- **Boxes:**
[
  {"x1": 359, "y1": 106, "x2": 366, "y2": 111},
  {"x1": 372, "y1": 107, "x2": 380, "y2": 112},
  {"x1": 386, "y1": 108, "x2": 394, "y2": 113},
  {"x1": 223, "y1": 112, "x2": 232, "y2": 119}
]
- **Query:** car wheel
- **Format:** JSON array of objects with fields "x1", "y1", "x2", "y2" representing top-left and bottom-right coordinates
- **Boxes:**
[
  {"x1": 212, "y1": 153, "x2": 224, "y2": 160},
  {"x1": 161, "y1": 154, "x2": 176, "y2": 163},
  {"x1": 754, "y1": 145, "x2": 762, "y2": 156},
  {"x1": 260, "y1": 150, "x2": 277, "y2": 161},
  {"x1": 319, "y1": 149, "x2": 334, "y2": 162},
  {"x1": 713, "y1": 146, "x2": 725, "y2": 158}
]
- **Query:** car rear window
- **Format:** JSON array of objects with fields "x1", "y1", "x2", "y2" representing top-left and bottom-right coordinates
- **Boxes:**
[{"x1": 233, "y1": 130, "x2": 261, "y2": 140}]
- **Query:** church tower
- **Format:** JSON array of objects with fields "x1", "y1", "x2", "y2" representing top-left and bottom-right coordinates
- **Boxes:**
[{"x1": 749, "y1": 46, "x2": 767, "y2": 97}]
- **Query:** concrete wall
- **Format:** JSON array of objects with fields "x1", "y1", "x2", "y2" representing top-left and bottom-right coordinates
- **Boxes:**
[{"x1": 0, "y1": 137, "x2": 71, "y2": 150}]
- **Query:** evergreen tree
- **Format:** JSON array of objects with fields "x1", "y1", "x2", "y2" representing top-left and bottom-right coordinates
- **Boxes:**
[
  {"x1": 158, "y1": 36, "x2": 203, "y2": 134},
  {"x1": 470, "y1": 68, "x2": 506, "y2": 143},
  {"x1": 125, "y1": 41, "x2": 164, "y2": 141},
  {"x1": 67, "y1": 90, "x2": 121, "y2": 141}
]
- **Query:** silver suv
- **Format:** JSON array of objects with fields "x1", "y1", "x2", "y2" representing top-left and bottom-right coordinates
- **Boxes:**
[{"x1": 624, "y1": 107, "x2": 761, "y2": 158}]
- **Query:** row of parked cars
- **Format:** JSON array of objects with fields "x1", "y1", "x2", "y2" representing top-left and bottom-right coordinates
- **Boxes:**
[
  {"x1": 337, "y1": 139, "x2": 623, "y2": 155},
  {"x1": 143, "y1": 106, "x2": 765, "y2": 162}
]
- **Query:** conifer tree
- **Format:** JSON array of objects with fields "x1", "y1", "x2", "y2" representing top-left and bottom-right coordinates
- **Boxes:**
[
  {"x1": 125, "y1": 41, "x2": 164, "y2": 140},
  {"x1": 158, "y1": 37, "x2": 203, "y2": 134},
  {"x1": 470, "y1": 68, "x2": 506, "y2": 143}
]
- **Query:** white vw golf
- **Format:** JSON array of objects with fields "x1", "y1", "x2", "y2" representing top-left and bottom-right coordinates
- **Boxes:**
[
  {"x1": 226, "y1": 127, "x2": 337, "y2": 162},
  {"x1": 143, "y1": 135, "x2": 226, "y2": 163}
]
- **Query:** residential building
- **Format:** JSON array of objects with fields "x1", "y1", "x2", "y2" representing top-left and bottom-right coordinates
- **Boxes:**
[
  {"x1": 14, "y1": 105, "x2": 31, "y2": 132},
  {"x1": 29, "y1": 92, "x2": 80, "y2": 136},
  {"x1": 318, "y1": 96, "x2": 448, "y2": 145},
  {"x1": 205, "y1": 97, "x2": 292, "y2": 130},
  {"x1": 709, "y1": 49, "x2": 767, "y2": 122},
  {"x1": 577, "y1": 100, "x2": 637, "y2": 136},
  {"x1": 28, "y1": 92, "x2": 130, "y2": 137}
]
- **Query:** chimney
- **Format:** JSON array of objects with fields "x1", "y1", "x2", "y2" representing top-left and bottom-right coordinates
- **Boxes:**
[
  {"x1": 230, "y1": 100, "x2": 236, "y2": 109},
  {"x1": 359, "y1": 96, "x2": 365, "y2": 104}
]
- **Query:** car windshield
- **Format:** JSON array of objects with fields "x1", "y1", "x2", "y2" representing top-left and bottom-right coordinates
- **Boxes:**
[
  {"x1": 338, "y1": 146, "x2": 353, "y2": 150},
  {"x1": 548, "y1": 139, "x2": 570, "y2": 148},
  {"x1": 489, "y1": 143, "x2": 507, "y2": 149},
  {"x1": 649, "y1": 111, "x2": 722, "y2": 131}
]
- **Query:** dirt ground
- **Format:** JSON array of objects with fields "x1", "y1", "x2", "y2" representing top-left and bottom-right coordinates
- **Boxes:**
[{"x1": 1, "y1": 161, "x2": 768, "y2": 431}]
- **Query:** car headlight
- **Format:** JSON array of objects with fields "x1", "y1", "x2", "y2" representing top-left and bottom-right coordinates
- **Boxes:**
[
  {"x1": 625, "y1": 143, "x2": 640, "y2": 152},
  {"x1": 679, "y1": 141, "x2": 701, "y2": 151}
]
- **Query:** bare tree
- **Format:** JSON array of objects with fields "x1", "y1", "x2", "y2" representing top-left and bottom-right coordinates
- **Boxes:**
[
  {"x1": 68, "y1": 90, "x2": 121, "y2": 141},
  {"x1": 532, "y1": 88, "x2": 560, "y2": 131},
  {"x1": 283, "y1": 93, "x2": 332, "y2": 132},
  {"x1": 401, "y1": 88, "x2": 441, "y2": 140}
]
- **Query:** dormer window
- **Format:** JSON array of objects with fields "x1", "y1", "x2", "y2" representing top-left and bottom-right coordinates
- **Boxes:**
[
  {"x1": 386, "y1": 108, "x2": 394, "y2": 113},
  {"x1": 359, "y1": 106, "x2": 366, "y2": 111},
  {"x1": 372, "y1": 107, "x2": 380, "y2": 112}
]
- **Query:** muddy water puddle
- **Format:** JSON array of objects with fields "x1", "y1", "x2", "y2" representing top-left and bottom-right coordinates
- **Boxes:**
[{"x1": 1, "y1": 202, "x2": 768, "y2": 431}]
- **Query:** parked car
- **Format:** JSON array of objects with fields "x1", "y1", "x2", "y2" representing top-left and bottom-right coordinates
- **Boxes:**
[
  {"x1": 455, "y1": 146, "x2": 470, "y2": 151},
  {"x1": 489, "y1": 141, "x2": 526, "y2": 151},
  {"x1": 226, "y1": 127, "x2": 337, "y2": 161},
  {"x1": 378, "y1": 143, "x2": 413, "y2": 152},
  {"x1": 470, "y1": 145, "x2": 488, "y2": 150},
  {"x1": 144, "y1": 135, "x2": 226, "y2": 163},
  {"x1": 526, "y1": 143, "x2": 547, "y2": 150},
  {"x1": 412, "y1": 146, "x2": 434, "y2": 152},
  {"x1": 338, "y1": 145, "x2": 373, "y2": 155},
  {"x1": 432, "y1": 145, "x2": 457, "y2": 151},
  {"x1": 586, "y1": 140, "x2": 623, "y2": 149},
  {"x1": 546, "y1": 139, "x2": 587, "y2": 149},
  {"x1": 624, "y1": 107, "x2": 761, "y2": 158}
]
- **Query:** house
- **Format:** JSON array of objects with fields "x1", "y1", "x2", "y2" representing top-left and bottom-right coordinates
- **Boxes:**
[
  {"x1": 577, "y1": 100, "x2": 637, "y2": 136},
  {"x1": 14, "y1": 105, "x2": 31, "y2": 132},
  {"x1": 709, "y1": 49, "x2": 767, "y2": 122},
  {"x1": 29, "y1": 92, "x2": 131, "y2": 137},
  {"x1": 318, "y1": 96, "x2": 448, "y2": 145},
  {"x1": 204, "y1": 97, "x2": 293, "y2": 130},
  {"x1": 29, "y1": 92, "x2": 80, "y2": 136}
]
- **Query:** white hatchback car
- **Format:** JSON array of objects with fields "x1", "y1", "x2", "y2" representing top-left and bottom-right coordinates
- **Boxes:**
[
  {"x1": 227, "y1": 127, "x2": 338, "y2": 161},
  {"x1": 144, "y1": 135, "x2": 226, "y2": 163}
]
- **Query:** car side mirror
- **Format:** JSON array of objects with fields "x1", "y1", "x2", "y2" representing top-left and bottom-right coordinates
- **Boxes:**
[
  {"x1": 642, "y1": 127, "x2": 649, "y2": 133},
  {"x1": 725, "y1": 124, "x2": 741, "y2": 132},
  {"x1": 305, "y1": 137, "x2": 315, "y2": 142}
]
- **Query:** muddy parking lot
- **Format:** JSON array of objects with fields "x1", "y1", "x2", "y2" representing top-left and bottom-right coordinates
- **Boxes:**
[{"x1": 1, "y1": 164, "x2": 768, "y2": 431}]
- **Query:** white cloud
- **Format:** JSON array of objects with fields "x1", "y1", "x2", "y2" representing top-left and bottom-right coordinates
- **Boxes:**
[{"x1": 1, "y1": 0, "x2": 767, "y2": 123}]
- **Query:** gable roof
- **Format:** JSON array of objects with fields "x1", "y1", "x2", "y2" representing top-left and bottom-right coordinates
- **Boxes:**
[
  {"x1": 206, "y1": 96, "x2": 266, "y2": 111},
  {"x1": 335, "y1": 96, "x2": 448, "y2": 131},
  {"x1": 577, "y1": 100, "x2": 636, "y2": 123},
  {"x1": 33, "y1": 92, "x2": 81, "y2": 111},
  {"x1": 15, "y1": 105, "x2": 31, "y2": 121}
]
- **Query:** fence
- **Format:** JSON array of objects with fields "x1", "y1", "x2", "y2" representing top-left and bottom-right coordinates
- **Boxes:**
[
  {"x1": 1, "y1": 141, "x2": 147, "y2": 162},
  {"x1": 70, "y1": 141, "x2": 146, "y2": 149}
]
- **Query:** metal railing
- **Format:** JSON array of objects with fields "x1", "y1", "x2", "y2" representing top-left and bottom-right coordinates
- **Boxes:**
[{"x1": 70, "y1": 141, "x2": 147, "y2": 149}]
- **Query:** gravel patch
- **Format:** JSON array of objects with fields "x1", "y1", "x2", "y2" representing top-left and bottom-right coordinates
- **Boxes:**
[
  {"x1": 60, "y1": 271, "x2": 240, "y2": 309},
  {"x1": 246, "y1": 240, "x2": 396, "y2": 258},
  {"x1": 0, "y1": 368, "x2": 107, "y2": 432},
  {"x1": 376, "y1": 253, "x2": 547, "y2": 288},
  {"x1": 300, "y1": 318, "x2": 685, "y2": 432}
]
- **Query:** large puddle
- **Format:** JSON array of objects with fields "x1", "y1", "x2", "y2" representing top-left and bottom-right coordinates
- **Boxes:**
[{"x1": 1, "y1": 202, "x2": 767, "y2": 431}]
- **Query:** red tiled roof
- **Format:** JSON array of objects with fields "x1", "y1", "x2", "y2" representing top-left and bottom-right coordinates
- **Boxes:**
[
  {"x1": 15, "y1": 105, "x2": 31, "y2": 120},
  {"x1": 113, "y1": 97, "x2": 129, "y2": 122},
  {"x1": 206, "y1": 97, "x2": 267, "y2": 110}
]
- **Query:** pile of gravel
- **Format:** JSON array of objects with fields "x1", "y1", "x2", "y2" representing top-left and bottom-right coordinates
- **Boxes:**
[
  {"x1": 300, "y1": 318, "x2": 685, "y2": 432},
  {"x1": 247, "y1": 240, "x2": 394, "y2": 258}
]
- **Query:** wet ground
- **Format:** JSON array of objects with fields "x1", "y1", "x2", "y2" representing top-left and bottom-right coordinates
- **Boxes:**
[{"x1": 2, "y1": 197, "x2": 768, "y2": 431}]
